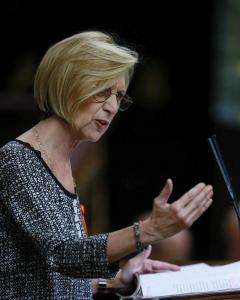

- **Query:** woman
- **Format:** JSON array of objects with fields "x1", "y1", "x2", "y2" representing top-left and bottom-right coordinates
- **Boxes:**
[{"x1": 0, "y1": 30, "x2": 213, "y2": 299}]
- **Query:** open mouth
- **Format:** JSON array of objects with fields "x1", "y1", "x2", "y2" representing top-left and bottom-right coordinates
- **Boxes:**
[{"x1": 95, "y1": 119, "x2": 109, "y2": 128}]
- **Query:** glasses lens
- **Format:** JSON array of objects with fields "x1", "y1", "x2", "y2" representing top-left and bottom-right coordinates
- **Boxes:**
[
  {"x1": 96, "y1": 88, "x2": 133, "y2": 111},
  {"x1": 96, "y1": 88, "x2": 111, "y2": 100}
]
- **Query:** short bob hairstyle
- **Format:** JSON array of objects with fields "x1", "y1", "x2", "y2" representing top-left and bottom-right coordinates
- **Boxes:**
[{"x1": 34, "y1": 30, "x2": 139, "y2": 126}]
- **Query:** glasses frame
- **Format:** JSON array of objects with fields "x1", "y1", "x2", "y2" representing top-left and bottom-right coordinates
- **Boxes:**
[{"x1": 95, "y1": 88, "x2": 133, "y2": 112}]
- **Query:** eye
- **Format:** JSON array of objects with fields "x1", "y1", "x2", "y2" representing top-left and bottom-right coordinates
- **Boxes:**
[
  {"x1": 116, "y1": 91, "x2": 126, "y2": 102},
  {"x1": 96, "y1": 88, "x2": 111, "y2": 98}
]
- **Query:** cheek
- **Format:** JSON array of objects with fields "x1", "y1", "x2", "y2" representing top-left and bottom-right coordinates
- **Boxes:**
[
  {"x1": 71, "y1": 100, "x2": 104, "y2": 129},
  {"x1": 74, "y1": 117, "x2": 92, "y2": 130},
  {"x1": 72, "y1": 108, "x2": 96, "y2": 127}
]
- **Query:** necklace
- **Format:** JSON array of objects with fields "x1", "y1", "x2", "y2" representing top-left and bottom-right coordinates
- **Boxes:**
[
  {"x1": 33, "y1": 126, "x2": 55, "y2": 173},
  {"x1": 33, "y1": 126, "x2": 77, "y2": 192}
]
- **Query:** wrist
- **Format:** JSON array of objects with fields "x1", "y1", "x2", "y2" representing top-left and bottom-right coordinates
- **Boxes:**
[
  {"x1": 106, "y1": 277, "x2": 125, "y2": 291},
  {"x1": 97, "y1": 272, "x2": 137, "y2": 296},
  {"x1": 140, "y1": 219, "x2": 160, "y2": 244},
  {"x1": 97, "y1": 277, "x2": 125, "y2": 294},
  {"x1": 114, "y1": 270, "x2": 138, "y2": 296}
]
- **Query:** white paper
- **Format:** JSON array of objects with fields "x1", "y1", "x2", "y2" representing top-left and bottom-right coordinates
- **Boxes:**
[
  {"x1": 180, "y1": 262, "x2": 211, "y2": 272},
  {"x1": 139, "y1": 261, "x2": 240, "y2": 298}
]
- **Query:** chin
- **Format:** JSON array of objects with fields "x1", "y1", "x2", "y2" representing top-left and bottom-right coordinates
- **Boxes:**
[
  {"x1": 77, "y1": 127, "x2": 105, "y2": 142},
  {"x1": 88, "y1": 137, "x2": 101, "y2": 143},
  {"x1": 86, "y1": 133, "x2": 104, "y2": 143}
]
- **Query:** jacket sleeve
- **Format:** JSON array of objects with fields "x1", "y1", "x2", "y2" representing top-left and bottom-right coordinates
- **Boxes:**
[{"x1": 0, "y1": 145, "x2": 117, "y2": 278}]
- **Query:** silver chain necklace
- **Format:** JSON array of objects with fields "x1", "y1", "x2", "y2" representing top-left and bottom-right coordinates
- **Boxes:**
[
  {"x1": 33, "y1": 126, "x2": 77, "y2": 192},
  {"x1": 33, "y1": 126, "x2": 55, "y2": 174}
]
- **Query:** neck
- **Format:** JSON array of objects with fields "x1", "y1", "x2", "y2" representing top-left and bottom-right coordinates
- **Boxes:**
[
  {"x1": 35, "y1": 116, "x2": 79, "y2": 160},
  {"x1": 17, "y1": 115, "x2": 79, "y2": 194},
  {"x1": 32, "y1": 116, "x2": 79, "y2": 194}
]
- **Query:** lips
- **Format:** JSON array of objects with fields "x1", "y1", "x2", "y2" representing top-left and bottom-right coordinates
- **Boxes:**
[{"x1": 95, "y1": 119, "x2": 109, "y2": 128}]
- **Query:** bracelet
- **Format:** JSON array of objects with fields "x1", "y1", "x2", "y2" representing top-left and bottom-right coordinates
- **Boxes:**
[
  {"x1": 97, "y1": 276, "x2": 138, "y2": 298},
  {"x1": 98, "y1": 278, "x2": 108, "y2": 294},
  {"x1": 98, "y1": 278, "x2": 128, "y2": 295},
  {"x1": 133, "y1": 221, "x2": 144, "y2": 253}
]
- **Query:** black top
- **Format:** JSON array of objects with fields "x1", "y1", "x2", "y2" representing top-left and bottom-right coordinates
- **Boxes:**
[{"x1": 0, "y1": 140, "x2": 115, "y2": 300}]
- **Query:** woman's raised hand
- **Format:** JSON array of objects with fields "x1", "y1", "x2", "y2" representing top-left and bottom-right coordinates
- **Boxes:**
[{"x1": 142, "y1": 179, "x2": 213, "y2": 242}]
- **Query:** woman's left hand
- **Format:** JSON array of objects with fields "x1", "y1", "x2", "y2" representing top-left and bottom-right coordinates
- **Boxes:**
[{"x1": 115, "y1": 245, "x2": 180, "y2": 289}]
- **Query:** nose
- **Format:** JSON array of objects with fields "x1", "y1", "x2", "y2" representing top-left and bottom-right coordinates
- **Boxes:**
[{"x1": 102, "y1": 94, "x2": 119, "y2": 114}]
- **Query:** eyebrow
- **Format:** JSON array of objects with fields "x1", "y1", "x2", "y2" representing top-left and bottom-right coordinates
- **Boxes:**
[{"x1": 110, "y1": 84, "x2": 126, "y2": 93}]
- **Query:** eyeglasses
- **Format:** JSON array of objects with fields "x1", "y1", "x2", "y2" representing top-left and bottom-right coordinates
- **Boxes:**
[{"x1": 95, "y1": 88, "x2": 133, "y2": 111}]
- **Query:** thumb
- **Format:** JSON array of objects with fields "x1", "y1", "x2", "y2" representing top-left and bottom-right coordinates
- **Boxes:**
[
  {"x1": 134, "y1": 245, "x2": 152, "y2": 263},
  {"x1": 119, "y1": 245, "x2": 152, "y2": 285},
  {"x1": 157, "y1": 178, "x2": 173, "y2": 204}
]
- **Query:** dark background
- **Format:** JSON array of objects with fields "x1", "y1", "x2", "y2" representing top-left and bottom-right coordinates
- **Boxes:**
[{"x1": 0, "y1": 0, "x2": 227, "y2": 260}]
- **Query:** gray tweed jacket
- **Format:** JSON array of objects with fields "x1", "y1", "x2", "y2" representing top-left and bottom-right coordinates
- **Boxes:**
[{"x1": 0, "y1": 140, "x2": 116, "y2": 299}]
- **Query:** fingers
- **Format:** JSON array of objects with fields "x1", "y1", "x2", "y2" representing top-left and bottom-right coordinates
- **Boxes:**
[
  {"x1": 126, "y1": 245, "x2": 152, "y2": 273},
  {"x1": 179, "y1": 185, "x2": 213, "y2": 216},
  {"x1": 127, "y1": 247, "x2": 180, "y2": 277},
  {"x1": 149, "y1": 180, "x2": 213, "y2": 241},
  {"x1": 144, "y1": 245, "x2": 152, "y2": 258},
  {"x1": 119, "y1": 250, "x2": 147, "y2": 284},
  {"x1": 184, "y1": 186, "x2": 213, "y2": 216},
  {"x1": 133, "y1": 245, "x2": 152, "y2": 264},
  {"x1": 155, "y1": 179, "x2": 173, "y2": 204},
  {"x1": 172, "y1": 184, "x2": 213, "y2": 227},
  {"x1": 152, "y1": 261, "x2": 180, "y2": 272},
  {"x1": 142, "y1": 259, "x2": 180, "y2": 273},
  {"x1": 176, "y1": 183, "x2": 207, "y2": 208},
  {"x1": 186, "y1": 198, "x2": 213, "y2": 225}
]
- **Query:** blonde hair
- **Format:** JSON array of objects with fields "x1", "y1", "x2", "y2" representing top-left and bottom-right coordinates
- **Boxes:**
[{"x1": 34, "y1": 30, "x2": 139, "y2": 125}]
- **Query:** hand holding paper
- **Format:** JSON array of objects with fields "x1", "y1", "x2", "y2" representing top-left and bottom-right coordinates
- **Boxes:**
[{"x1": 115, "y1": 245, "x2": 180, "y2": 290}]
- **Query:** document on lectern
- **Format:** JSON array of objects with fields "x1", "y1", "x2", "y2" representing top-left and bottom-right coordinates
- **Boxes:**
[{"x1": 122, "y1": 261, "x2": 240, "y2": 299}]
